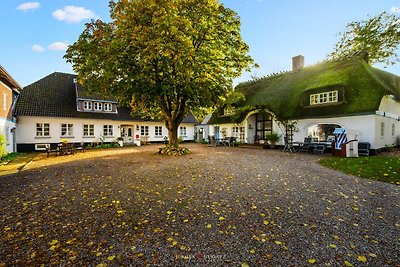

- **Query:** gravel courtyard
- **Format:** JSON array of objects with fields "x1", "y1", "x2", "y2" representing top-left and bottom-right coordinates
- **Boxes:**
[{"x1": 0, "y1": 144, "x2": 399, "y2": 266}]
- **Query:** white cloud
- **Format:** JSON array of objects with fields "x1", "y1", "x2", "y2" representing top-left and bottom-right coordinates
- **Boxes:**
[
  {"x1": 48, "y1": 42, "x2": 69, "y2": 51},
  {"x1": 52, "y1": 5, "x2": 97, "y2": 23},
  {"x1": 31, "y1": 44, "x2": 44, "y2": 52},
  {"x1": 17, "y1": 2, "x2": 40, "y2": 11},
  {"x1": 391, "y1": 6, "x2": 400, "y2": 13}
]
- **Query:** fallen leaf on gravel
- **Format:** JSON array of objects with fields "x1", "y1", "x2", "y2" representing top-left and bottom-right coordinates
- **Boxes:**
[
  {"x1": 357, "y1": 255, "x2": 367, "y2": 262},
  {"x1": 218, "y1": 216, "x2": 225, "y2": 221},
  {"x1": 50, "y1": 239, "x2": 59, "y2": 245},
  {"x1": 206, "y1": 224, "x2": 212, "y2": 228},
  {"x1": 368, "y1": 253, "x2": 377, "y2": 258},
  {"x1": 274, "y1": 241, "x2": 282, "y2": 245},
  {"x1": 344, "y1": 260, "x2": 354, "y2": 267},
  {"x1": 263, "y1": 220, "x2": 269, "y2": 225},
  {"x1": 241, "y1": 263, "x2": 249, "y2": 267},
  {"x1": 308, "y1": 258, "x2": 316, "y2": 264},
  {"x1": 249, "y1": 249, "x2": 255, "y2": 254},
  {"x1": 329, "y1": 244, "x2": 337, "y2": 248},
  {"x1": 107, "y1": 255, "x2": 116, "y2": 261},
  {"x1": 96, "y1": 264, "x2": 107, "y2": 267}
]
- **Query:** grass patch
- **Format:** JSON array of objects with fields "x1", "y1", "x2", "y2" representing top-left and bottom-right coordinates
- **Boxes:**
[
  {"x1": 320, "y1": 156, "x2": 400, "y2": 185},
  {"x1": 0, "y1": 152, "x2": 23, "y2": 165}
]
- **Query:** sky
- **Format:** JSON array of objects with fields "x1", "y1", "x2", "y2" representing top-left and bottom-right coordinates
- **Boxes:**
[{"x1": 1, "y1": 0, "x2": 399, "y2": 87}]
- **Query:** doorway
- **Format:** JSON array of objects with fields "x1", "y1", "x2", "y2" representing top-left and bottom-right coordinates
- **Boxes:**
[{"x1": 121, "y1": 125, "x2": 134, "y2": 143}]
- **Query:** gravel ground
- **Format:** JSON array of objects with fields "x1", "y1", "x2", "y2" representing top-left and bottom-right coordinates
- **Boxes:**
[{"x1": 0, "y1": 144, "x2": 399, "y2": 266}]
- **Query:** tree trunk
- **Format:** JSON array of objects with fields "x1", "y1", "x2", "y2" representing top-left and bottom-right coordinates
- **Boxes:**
[{"x1": 166, "y1": 121, "x2": 179, "y2": 148}]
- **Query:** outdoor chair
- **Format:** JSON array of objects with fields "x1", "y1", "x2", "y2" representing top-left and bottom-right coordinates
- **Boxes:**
[
  {"x1": 75, "y1": 141, "x2": 85, "y2": 153},
  {"x1": 298, "y1": 137, "x2": 312, "y2": 152},
  {"x1": 313, "y1": 143, "x2": 326, "y2": 154},
  {"x1": 283, "y1": 136, "x2": 294, "y2": 152},
  {"x1": 358, "y1": 142, "x2": 370, "y2": 156}
]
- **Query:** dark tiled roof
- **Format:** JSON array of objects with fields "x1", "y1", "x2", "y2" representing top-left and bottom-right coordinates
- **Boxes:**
[
  {"x1": 76, "y1": 83, "x2": 117, "y2": 102},
  {"x1": 14, "y1": 72, "x2": 198, "y2": 124}
]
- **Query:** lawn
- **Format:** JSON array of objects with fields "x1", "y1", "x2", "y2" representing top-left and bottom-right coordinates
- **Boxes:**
[{"x1": 319, "y1": 156, "x2": 400, "y2": 185}]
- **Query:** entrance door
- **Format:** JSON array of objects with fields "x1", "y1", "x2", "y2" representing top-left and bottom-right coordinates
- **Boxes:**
[{"x1": 121, "y1": 126, "x2": 134, "y2": 143}]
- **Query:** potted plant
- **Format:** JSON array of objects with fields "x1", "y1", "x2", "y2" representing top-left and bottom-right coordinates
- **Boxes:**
[{"x1": 265, "y1": 132, "x2": 281, "y2": 148}]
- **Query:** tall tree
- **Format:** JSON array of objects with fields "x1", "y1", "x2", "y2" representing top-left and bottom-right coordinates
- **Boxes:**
[
  {"x1": 329, "y1": 11, "x2": 400, "y2": 65},
  {"x1": 65, "y1": 0, "x2": 255, "y2": 148}
]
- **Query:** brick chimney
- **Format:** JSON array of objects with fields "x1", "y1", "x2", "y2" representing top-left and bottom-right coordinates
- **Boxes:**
[{"x1": 292, "y1": 55, "x2": 304, "y2": 71}]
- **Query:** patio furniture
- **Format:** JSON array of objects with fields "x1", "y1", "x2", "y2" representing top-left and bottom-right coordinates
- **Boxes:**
[
  {"x1": 283, "y1": 136, "x2": 295, "y2": 152},
  {"x1": 74, "y1": 141, "x2": 85, "y2": 153},
  {"x1": 358, "y1": 142, "x2": 370, "y2": 156},
  {"x1": 46, "y1": 144, "x2": 59, "y2": 157},
  {"x1": 298, "y1": 137, "x2": 312, "y2": 152},
  {"x1": 58, "y1": 142, "x2": 75, "y2": 155},
  {"x1": 313, "y1": 143, "x2": 326, "y2": 154}
]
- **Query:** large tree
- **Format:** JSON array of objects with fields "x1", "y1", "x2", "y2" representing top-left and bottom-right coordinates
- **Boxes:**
[
  {"x1": 65, "y1": 0, "x2": 255, "y2": 148},
  {"x1": 329, "y1": 11, "x2": 400, "y2": 65}
]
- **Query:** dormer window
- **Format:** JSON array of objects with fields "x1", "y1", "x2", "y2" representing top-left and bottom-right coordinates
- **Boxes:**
[
  {"x1": 104, "y1": 103, "x2": 112, "y2": 112},
  {"x1": 94, "y1": 102, "x2": 102, "y2": 111},
  {"x1": 83, "y1": 101, "x2": 92, "y2": 110},
  {"x1": 310, "y1": 91, "x2": 338, "y2": 105},
  {"x1": 224, "y1": 107, "x2": 235, "y2": 115}
]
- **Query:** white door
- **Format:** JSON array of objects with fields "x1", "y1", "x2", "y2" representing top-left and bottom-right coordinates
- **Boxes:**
[{"x1": 121, "y1": 126, "x2": 134, "y2": 143}]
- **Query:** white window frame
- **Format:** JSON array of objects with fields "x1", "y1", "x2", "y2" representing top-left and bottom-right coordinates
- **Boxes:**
[
  {"x1": 310, "y1": 91, "x2": 338, "y2": 105},
  {"x1": 36, "y1": 123, "x2": 50, "y2": 137},
  {"x1": 104, "y1": 103, "x2": 112, "y2": 112},
  {"x1": 94, "y1": 102, "x2": 103, "y2": 111},
  {"x1": 103, "y1": 125, "x2": 113, "y2": 137},
  {"x1": 154, "y1": 126, "x2": 163, "y2": 137},
  {"x1": 61, "y1": 123, "x2": 73, "y2": 137},
  {"x1": 140, "y1": 126, "x2": 149, "y2": 136},
  {"x1": 83, "y1": 101, "x2": 92, "y2": 110},
  {"x1": 180, "y1": 126, "x2": 187, "y2": 136},
  {"x1": 83, "y1": 124, "x2": 95, "y2": 137}
]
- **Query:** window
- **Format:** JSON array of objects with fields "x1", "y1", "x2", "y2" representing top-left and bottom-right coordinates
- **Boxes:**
[
  {"x1": 83, "y1": 124, "x2": 94, "y2": 137},
  {"x1": 36, "y1": 123, "x2": 50, "y2": 137},
  {"x1": 104, "y1": 103, "x2": 112, "y2": 112},
  {"x1": 61, "y1": 124, "x2": 73, "y2": 136},
  {"x1": 392, "y1": 124, "x2": 395, "y2": 137},
  {"x1": 310, "y1": 91, "x2": 338, "y2": 105},
  {"x1": 255, "y1": 113, "x2": 272, "y2": 140},
  {"x1": 83, "y1": 101, "x2": 92, "y2": 110},
  {"x1": 103, "y1": 125, "x2": 113, "y2": 136},
  {"x1": 3, "y1": 93, "x2": 7, "y2": 111},
  {"x1": 155, "y1": 126, "x2": 163, "y2": 137},
  {"x1": 380, "y1": 122, "x2": 385, "y2": 138},
  {"x1": 94, "y1": 102, "x2": 102, "y2": 111},
  {"x1": 140, "y1": 126, "x2": 149, "y2": 136},
  {"x1": 232, "y1": 126, "x2": 239, "y2": 137},
  {"x1": 180, "y1": 126, "x2": 187, "y2": 136}
]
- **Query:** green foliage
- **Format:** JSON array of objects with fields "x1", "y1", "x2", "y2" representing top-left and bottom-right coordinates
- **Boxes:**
[
  {"x1": 0, "y1": 134, "x2": 8, "y2": 158},
  {"x1": 65, "y1": 0, "x2": 255, "y2": 148},
  {"x1": 158, "y1": 146, "x2": 190, "y2": 156},
  {"x1": 320, "y1": 156, "x2": 400, "y2": 185},
  {"x1": 265, "y1": 132, "x2": 281, "y2": 144},
  {"x1": 329, "y1": 11, "x2": 400, "y2": 66},
  {"x1": 177, "y1": 137, "x2": 184, "y2": 144},
  {"x1": 95, "y1": 143, "x2": 120, "y2": 149},
  {"x1": 200, "y1": 139, "x2": 208, "y2": 145},
  {"x1": 0, "y1": 152, "x2": 22, "y2": 165}
]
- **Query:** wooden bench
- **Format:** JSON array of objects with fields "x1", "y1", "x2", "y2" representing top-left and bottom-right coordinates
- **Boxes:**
[{"x1": 46, "y1": 145, "x2": 59, "y2": 157}]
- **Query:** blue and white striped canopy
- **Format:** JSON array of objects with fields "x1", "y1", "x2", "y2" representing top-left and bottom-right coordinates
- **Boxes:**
[{"x1": 333, "y1": 128, "x2": 347, "y2": 150}]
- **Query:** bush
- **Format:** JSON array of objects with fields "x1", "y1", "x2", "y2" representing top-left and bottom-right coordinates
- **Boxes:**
[
  {"x1": 200, "y1": 139, "x2": 208, "y2": 145},
  {"x1": 158, "y1": 146, "x2": 190, "y2": 156},
  {"x1": 0, "y1": 134, "x2": 7, "y2": 159},
  {"x1": 178, "y1": 137, "x2": 184, "y2": 144}
]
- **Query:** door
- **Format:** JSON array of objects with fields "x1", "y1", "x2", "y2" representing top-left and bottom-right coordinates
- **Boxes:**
[{"x1": 121, "y1": 126, "x2": 134, "y2": 143}]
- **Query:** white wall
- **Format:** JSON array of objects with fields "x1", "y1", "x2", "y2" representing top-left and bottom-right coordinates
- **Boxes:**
[
  {"x1": 294, "y1": 114, "x2": 400, "y2": 149},
  {"x1": 0, "y1": 118, "x2": 16, "y2": 153},
  {"x1": 16, "y1": 116, "x2": 195, "y2": 149}
]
